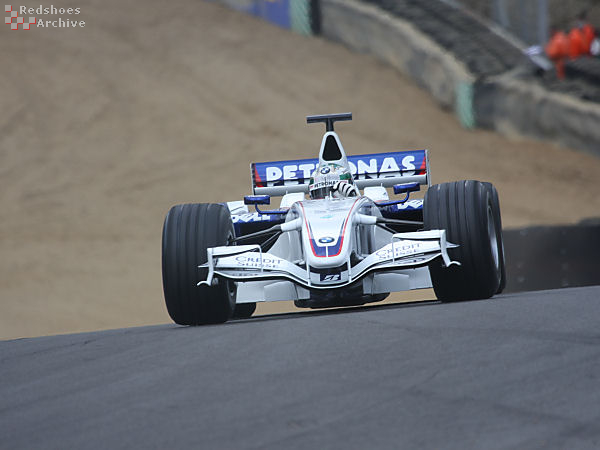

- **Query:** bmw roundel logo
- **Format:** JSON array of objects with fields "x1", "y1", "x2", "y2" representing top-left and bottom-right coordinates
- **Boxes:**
[
  {"x1": 318, "y1": 236, "x2": 335, "y2": 244},
  {"x1": 320, "y1": 166, "x2": 331, "y2": 174}
]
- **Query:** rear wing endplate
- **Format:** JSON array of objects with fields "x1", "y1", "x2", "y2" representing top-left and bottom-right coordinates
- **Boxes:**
[{"x1": 251, "y1": 150, "x2": 429, "y2": 196}]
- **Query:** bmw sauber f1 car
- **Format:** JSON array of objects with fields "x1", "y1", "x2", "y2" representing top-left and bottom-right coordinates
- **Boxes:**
[{"x1": 162, "y1": 113, "x2": 506, "y2": 325}]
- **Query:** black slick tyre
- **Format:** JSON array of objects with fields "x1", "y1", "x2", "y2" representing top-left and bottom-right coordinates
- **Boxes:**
[
  {"x1": 162, "y1": 203, "x2": 236, "y2": 325},
  {"x1": 424, "y1": 180, "x2": 504, "y2": 302}
]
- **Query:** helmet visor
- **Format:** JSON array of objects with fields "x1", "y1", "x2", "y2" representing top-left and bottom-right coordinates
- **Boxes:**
[{"x1": 310, "y1": 186, "x2": 333, "y2": 199}]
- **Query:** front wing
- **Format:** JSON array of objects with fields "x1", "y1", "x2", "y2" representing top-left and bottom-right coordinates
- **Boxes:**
[{"x1": 199, "y1": 230, "x2": 459, "y2": 296}]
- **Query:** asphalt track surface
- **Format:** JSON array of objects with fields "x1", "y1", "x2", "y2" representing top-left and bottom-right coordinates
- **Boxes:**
[{"x1": 2, "y1": 286, "x2": 599, "y2": 449}]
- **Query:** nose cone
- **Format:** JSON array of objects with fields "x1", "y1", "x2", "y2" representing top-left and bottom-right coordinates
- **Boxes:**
[{"x1": 299, "y1": 197, "x2": 358, "y2": 268}]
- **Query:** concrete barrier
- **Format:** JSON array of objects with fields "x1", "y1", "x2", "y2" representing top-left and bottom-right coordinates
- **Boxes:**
[
  {"x1": 320, "y1": 0, "x2": 474, "y2": 121},
  {"x1": 475, "y1": 74, "x2": 600, "y2": 156}
]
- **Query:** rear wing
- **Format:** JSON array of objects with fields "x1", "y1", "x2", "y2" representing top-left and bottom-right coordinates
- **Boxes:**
[{"x1": 251, "y1": 150, "x2": 429, "y2": 196}]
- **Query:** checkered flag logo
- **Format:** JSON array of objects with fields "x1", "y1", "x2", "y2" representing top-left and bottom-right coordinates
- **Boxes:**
[{"x1": 5, "y1": 5, "x2": 36, "y2": 30}]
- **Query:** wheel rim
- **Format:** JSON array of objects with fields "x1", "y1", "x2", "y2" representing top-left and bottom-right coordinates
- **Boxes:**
[{"x1": 487, "y1": 204, "x2": 500, "y2": 271}]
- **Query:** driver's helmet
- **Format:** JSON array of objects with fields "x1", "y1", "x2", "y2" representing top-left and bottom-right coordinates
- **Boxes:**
[{"x1": 308, "y1": 163, "x2": 356, "y2": 199}]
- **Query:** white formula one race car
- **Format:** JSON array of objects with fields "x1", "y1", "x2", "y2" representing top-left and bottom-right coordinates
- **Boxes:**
[{"x1": 162, "y1": 113, "x2": 505, "y2": 325}]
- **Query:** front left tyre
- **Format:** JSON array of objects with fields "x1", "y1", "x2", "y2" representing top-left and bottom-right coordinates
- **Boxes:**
[
  {"x1": 162, "y1": 203, "x2": 236, "y2": 325},
  {"x1": 424, "y1": 180, "x2": 505, "y2": 302}
]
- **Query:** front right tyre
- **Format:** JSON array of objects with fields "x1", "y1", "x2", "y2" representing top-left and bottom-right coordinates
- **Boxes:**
[{"x1": 162, "y1": 203, "x2": 236, "y2": 325}]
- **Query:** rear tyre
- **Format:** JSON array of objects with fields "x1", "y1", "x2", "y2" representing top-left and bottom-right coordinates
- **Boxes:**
[
  {"x1": 424, "y1": 180, "x2": 504, "y2": 302},
  {"x1": 233, "y1": 302, "x2": 256, "y2": 319},
  {"x1": 162, "y1": 203, "x2": 236, "y2": 325}
]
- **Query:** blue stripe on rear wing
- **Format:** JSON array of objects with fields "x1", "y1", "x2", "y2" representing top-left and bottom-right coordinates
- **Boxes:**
[{"x1": 251, "y1": 150, "x2": 429, "y2": 196}]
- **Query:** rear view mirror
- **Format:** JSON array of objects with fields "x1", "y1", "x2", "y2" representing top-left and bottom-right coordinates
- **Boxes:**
[
  {"x1": 393, "y1": 183, "x2": 420, "y2": 195},
  {"x1": 244, "y1": 195, "x2": 271, "y2": 205}
]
